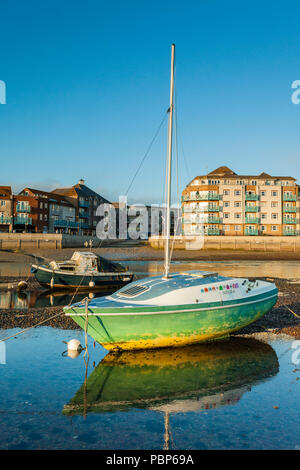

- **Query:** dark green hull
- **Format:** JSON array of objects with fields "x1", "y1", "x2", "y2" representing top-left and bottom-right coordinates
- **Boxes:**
[{"x1": 32, "y1": 265, "x2": 134, "y2": 290}]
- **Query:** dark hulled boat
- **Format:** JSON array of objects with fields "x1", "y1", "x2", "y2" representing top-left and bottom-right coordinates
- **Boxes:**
[{"x1": 31, "y1": 251, "x2": 134, "y2": 290}]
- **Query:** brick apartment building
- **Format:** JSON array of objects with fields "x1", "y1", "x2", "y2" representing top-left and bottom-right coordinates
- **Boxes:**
[
  {"x1": 52, "y1": 179, "x2": 110, "y2": 236},
  {"x1": 0, "y1": 186, "x2": 13, "y2": 232},
  {"x1": 182, "y1": 166, "x2": 299, "y2": 236}
]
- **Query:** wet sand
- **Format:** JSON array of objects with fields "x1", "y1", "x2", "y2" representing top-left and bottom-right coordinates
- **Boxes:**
[{"x1": 2, "y1": 242, "x2": 300, "y2": 265}]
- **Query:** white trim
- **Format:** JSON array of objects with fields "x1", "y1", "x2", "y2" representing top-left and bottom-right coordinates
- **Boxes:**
[{"x1": 65, "y1": 292, "x2": 277, "y2": 317}]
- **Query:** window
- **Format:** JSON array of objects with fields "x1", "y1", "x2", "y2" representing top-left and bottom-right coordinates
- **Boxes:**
[
  {"x1": 45, "y1": 203, "x2": 48, "y2": 208},
  {"x1": 260, "y1": 191, "x2": 266, "y2": 196},
  {"x1": 224, "y1": 201, "x2": 230, "y2": 207},
  {"x1": 234, "y1": 201, "x2": 241, "y2": 207},
  {"x1": 271, "y1": 201, "x2": 278, "y2": 207},
  {"x1": 234, "y1": 213, "x2": 241, "y2": 219},
  {"x1": 260, "y1": 201, "x2": 266, "y2": 207},
  {"x1": 251, "y1": 181, "x2": 257, "y2": 186},
  {"x1": 224, "y1": 225, "x2": 230, "y2": 231},
  {"x1": 261, "y1": 213, "x2": 267, "y2": 219},
  {"x1": 0, "y1": 200, "x2": 5, "y2": 206},
  {"x1": 234, "y1": 190, "x2": 241, "y2": 196},
  {"x1": 224, "y1": 213, "x2": 230, "y2": 219},
  {"x1": 271, "y1": 226, "x2": 278, "y2": 231},
  {"x1": 261, "y1": 226, "x2": 266, "y2": 231},
  {"x1": 223, "y1": 190, "x2": 230, "y2": 195},
  {"x1": 271, "y1": 213, "x2": 278, "y2": 219},
  {"x1": 234, "y1": 225, "x2": 241, "y2": 231},
  {"x1": 40, "y1": 214, "x2": 43, "y2": 221},
  {"x1": 271, "y1": 191, "x2": 278, "y2": 197}
]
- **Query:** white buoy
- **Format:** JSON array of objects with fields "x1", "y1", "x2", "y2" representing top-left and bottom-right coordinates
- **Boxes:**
[
  {"x1": 89, "y1": 280, "x2": 95, "y2": 288},
  {"x1": 67, "y1": 339, "x2": 82, "y2": 351}
]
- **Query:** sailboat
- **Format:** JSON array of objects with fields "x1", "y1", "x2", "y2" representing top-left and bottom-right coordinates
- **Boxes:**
[{"x1": 64, "y1": 44, "x2": 278, "y2": 351}]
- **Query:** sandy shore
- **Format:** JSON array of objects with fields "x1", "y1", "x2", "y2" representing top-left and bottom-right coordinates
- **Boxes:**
[{"x1": 2, "y1": 242, "x2": 300, "y2": 264}]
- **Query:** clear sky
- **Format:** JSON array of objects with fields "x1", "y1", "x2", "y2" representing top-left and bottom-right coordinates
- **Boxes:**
[{"x1": 1, "y1": 0, "x2": 300, "y2": 204}]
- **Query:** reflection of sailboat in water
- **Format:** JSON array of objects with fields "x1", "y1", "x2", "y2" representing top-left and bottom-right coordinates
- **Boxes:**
[{"x1": 63, "y1": 338, "x2": 278, "y2": 448}]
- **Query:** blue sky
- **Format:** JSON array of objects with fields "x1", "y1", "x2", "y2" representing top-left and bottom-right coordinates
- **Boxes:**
[{"x1": 1, "y1": 0, "x2": 300, "y2": 204}]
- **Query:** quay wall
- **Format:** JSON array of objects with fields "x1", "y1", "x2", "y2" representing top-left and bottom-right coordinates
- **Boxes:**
[
  {"x1": 148, "y1": 235, "x2": 300, "y2": 252},
  {"x1": 0, "y1": 233, "x2": 110, "y2": 249}
]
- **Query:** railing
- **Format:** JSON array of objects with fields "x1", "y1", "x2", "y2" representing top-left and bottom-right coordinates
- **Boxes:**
[
  {"x1": 283, "y1": 229, "x2": 297, "y2": 236},
  {"x1": 79, "y1": 200, "x2": 90, "y2": 208},
  {"x1": 182, "y1": 206, "x2": 220, "y2": 213},
  {"x1": 283, "y1": 218, "x2": 297, "y2": 224},
  {"x1": 0, "y1": 216, "x2": 12, "y2": 224},
  {"x1": 245, "y1": 229, "x2": 259, "y2": 235},
  {"x1": 245, "y1": 217, "x2": 259, "y2": 224},
  {"x1": 283, "y1": 207, "x2": 297, "y2": 213},
  {"x1": 183, "y1": 194, "x2": 220, "y2": 202},
  {"x1": 184, "y1": 217, "x2": 220, "y2": 224},
  {"x1": 14, "y1": 216, "x2": 32, "y2": 225},
  {"x1": 245, "y1": 194, "x2": 259, "y2": 201},
  {"x1": 283, "y1": 195, "x2": 297, "y2": 201},
  {"x1": 245, "y1": 206, "x2": 258, "y2": 212},
  {"x1": 79, "y1": 211, "x2": 89, "y2": 218},
  {"x1": 53, "y1": 219, "x2": 79, "y2": 228},
  {"x1": 16, "y1": 205, "x2": 31, "y2": 213}
]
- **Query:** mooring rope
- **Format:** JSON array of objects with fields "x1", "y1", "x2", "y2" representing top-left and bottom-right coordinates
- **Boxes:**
[{"x1": 0, "y1": 310, "x2": 65, "y2": 343}]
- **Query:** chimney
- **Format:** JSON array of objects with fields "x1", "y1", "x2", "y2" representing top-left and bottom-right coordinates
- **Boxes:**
[{"x1": 78, "y1": 179, "x2": 85, "y2": 185}]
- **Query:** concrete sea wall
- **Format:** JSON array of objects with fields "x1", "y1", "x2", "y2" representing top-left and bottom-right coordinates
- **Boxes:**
[{"x1": 148, "y1": 235, "x2": 300, "y2": 252}]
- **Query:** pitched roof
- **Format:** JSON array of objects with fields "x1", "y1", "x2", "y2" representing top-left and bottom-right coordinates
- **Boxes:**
[
  {"x1": 18, "y1": 188, "x2": 74, "y2": 206},
  {"x1": 188, "y1": 166, "x2": 296, "y2": 183},
  {"x1": 52, "y1": 182, "x2": 110, "y2": 204}
]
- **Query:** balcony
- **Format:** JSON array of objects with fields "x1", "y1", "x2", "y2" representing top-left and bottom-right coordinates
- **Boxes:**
[
  {"x1": 182, "y1": 206, "x2": 219, "y2": 213},
  {"x1": 79, "y1": 211, "x2": 89, "y2": 218},
  {"x1": 54, "y1": 219, "x2": 79, "y2": 228},
  {"x1": 16, "y1": 205, "x2": 31, "y2": 213},
  {"x1": 79, "y1": 200, "x2": 90, "y2": 208},
  {"x1": 205, "y1": 228, "x2": 220, "y2": 235},
  {"x1": 0, "y1": 215, "x2": 12, "y2": 224},
  {"x1": 14, "y1": 216, "x2": 32, "y2": 225},
  {"x1": 245, "y1": 194, "x2": 259, "y2": 201},
  {"x1": 283, "y1": 218, "x2": 297, "y2": 224},
  {"x1": 185, "y1": 217, "x2": 220, "y2": 224},
  {"x1": 183, "y1": 194, "x2": 220, "y2": 202},
  {"x1": 283, "y1": 207, "x2": 297, "y2": 213},
  {"x1": 245, "y1": 206, "x2": 258, "y2": 212},
  {"x1": 283, "y1": 229, "x2": 297, "y2": 236},
  {"x1": 245, "y1": 228, "x2": 259, "y2": 236},
  {"x1": 283, "y1": 195, "x2": 297, "y2": 201},
  {"x1": 245, "y1": 217, "x2": 259, "y2": 224}
]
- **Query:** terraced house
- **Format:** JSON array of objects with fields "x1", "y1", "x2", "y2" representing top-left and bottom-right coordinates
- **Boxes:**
[{"x1": 182, "y1": 166, "x2": 299, "y2": 236}]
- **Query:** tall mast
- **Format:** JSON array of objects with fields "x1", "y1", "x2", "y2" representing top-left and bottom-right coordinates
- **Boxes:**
[{"x1": 164, "y1": 43, "x2": 175, "y2": 279}]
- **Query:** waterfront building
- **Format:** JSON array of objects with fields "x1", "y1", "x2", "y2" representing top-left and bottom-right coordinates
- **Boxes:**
[
  {"x1": 16, "y1": 188, "x2": 77, "y2": 233},
  {"x1": 0, "y1": 186, "x2": 13, "y2": 232},
  {"x1": 52, "y1": 179, "x2": 110, "y2": 236},
  {"x1": 182, "y1": 166, "x2": 298, "y2": 236}
]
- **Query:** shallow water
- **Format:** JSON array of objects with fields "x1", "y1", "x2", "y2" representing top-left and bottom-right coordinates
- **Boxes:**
[
  {"x1": 1, "y1": 259, "x2": 300, "y2": 310},
  {"x1": 0, "y1": 328, "x2": 299, "y2": 450}
]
